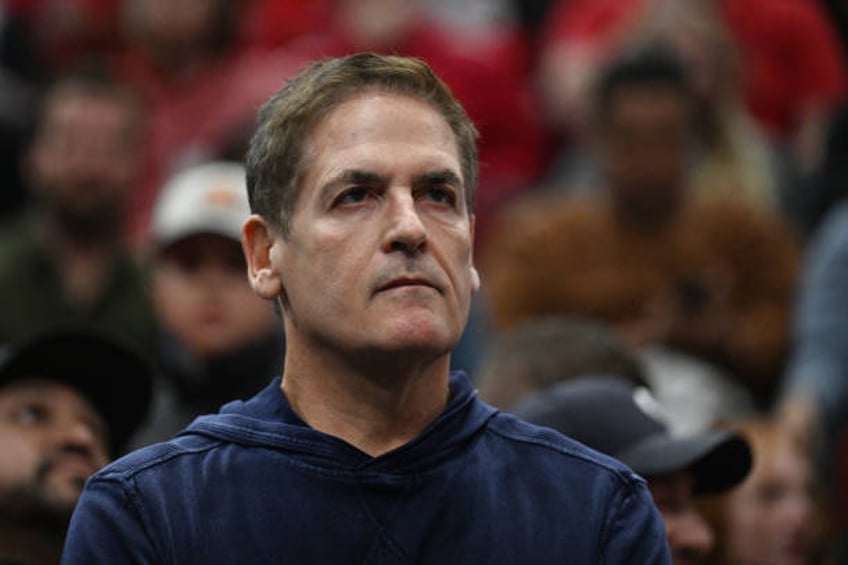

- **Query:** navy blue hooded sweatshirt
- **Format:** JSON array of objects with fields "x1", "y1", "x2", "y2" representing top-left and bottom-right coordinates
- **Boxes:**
[{"x1": 63, "y1": 373, "x2": 670, "y2": 564}]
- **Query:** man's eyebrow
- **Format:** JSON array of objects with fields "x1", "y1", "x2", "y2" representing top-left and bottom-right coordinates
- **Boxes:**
[
  {"x1": 413, "y1": 169, "x2": 464, "y2": 189},
  {"x1": 318, "y1": 170, "x2": 386, "y2": 204}
]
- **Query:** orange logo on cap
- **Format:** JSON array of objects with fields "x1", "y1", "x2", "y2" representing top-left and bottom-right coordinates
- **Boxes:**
[{"x1": 205, "y1": 186, "x2": 238, "y2": 208}]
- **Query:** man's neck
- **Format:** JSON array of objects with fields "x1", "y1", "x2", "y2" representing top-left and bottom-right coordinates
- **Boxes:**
[{"x1": 281, "y1": 340, "x2": 452, "y2": 458}]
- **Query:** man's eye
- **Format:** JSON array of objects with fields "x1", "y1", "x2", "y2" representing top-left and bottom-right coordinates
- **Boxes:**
[
  {"x1": 336, "y1": 187, "x2": 370, "y2": 206},
  {"x1": 422, "y1": 187, "x2": 456, "y2": 205},
  {"x1": 16, "y1": 403, "x2": 48, "y2": 425}
]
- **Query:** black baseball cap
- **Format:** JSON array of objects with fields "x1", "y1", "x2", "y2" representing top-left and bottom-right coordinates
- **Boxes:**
[
  {"x1": 512, "y1": 376, "x2": 752, "y2": 494},
  {"x1": 0, "y1": 325, "x2": 153, "y2": 454}
]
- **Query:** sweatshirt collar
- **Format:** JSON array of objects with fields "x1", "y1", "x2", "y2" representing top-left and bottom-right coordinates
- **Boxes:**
[{"x1": 183, "y1": 371, "x2": 497, "y2": 473}]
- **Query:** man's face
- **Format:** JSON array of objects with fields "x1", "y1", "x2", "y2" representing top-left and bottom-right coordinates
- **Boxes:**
[
  {"x1": 153, "y1": 234, "x2": 279, "y2": 359},
  {"x1": 598, "y1": 84, "x2": 692, "y2": 214},
  {"x1": 28, "y1": 88, "x2": 140, "y2": 233},
  {"x1": 253, "y1": 91, "x2": 477, "y2": 360},
  {"x1": 0, "y1": 379, "x2": 109, "y2": 526},
  {"x1": 648, "y1": 470, "x2": 714, "y2": 565},
  {"x1": 724, "y1": 437, "x2": 818, "y2": 565}
]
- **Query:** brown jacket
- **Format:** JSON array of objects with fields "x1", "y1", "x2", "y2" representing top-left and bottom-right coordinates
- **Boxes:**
[{"x1": 483, "y1": 193, "x2": 800, "y2": 392}]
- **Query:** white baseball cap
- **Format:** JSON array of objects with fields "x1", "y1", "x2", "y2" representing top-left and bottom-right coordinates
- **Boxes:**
[{"x1": 151, "y1": 161, "x2": 251, "y2": 248}]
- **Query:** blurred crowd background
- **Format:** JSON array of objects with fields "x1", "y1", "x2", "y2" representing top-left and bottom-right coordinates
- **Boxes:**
[{"x1": 3, "y1": 0, "x2": 848, "y2": 562}]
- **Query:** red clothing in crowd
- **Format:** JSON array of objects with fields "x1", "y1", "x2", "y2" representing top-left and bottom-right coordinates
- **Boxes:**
[{"x1": 544, "y1": 0, "x2": 847, "y2": 138}]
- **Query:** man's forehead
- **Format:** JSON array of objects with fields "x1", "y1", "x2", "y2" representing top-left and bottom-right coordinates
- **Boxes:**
[
  {"x1": 305, "y1": 93, "x2": 461, "y2": 173},
  {"x1": 309, "y1": 91, "x2": 457, "y2": 148}
]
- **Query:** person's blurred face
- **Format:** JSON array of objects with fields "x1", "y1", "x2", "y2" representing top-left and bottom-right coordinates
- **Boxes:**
[
  {"x1": 648, "y1": 470, "x2": 714, "y2": 565},
  {"x1": 0, "y1": 379, "x2": 109, "y2": 526},
  {"x1": 153, "y1": 234, "x2": 279, "y2": 359},
  {"x1": 598, "y1": 84, "x2": 693, "y2": 217},
  {"x1": 723, "y1": 437, "x2": 818, "y2": 565},
  {"x1": 28, "y1": 87, "x2": 140, "y2": 234},
  {"x1": 246, "y1": 91, "x2": 478, "y2": 362}
]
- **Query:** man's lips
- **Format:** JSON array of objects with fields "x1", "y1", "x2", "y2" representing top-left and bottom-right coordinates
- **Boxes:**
[{"x1": 378, "y1": 277, "x2": 442, "y2": 294}]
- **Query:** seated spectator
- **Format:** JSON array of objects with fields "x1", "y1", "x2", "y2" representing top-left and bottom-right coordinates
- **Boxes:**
[
  {"x1": 476, "y1": 315, "x2": 647, "y2": 410},
  {"x1": 778, "y1": 200, "x2": 848, "y2": 556},
  {"x1": 0, "y1": 325, "x2": 152, "y2": 563},
  {"x1": 699, "y1": 418, "x2": 826, "y2": 565},
  {"x1": 484, "y1": 46, "x2": 800, "y2": 404},
  {"x1": 513, "y1": 376, "x2": 752, "y2": 564},
  {"x1": 130, "y1": 162, "x2": 283, "y2": 448},
  {"x1": 0, "y1": 69, "x2": 156, "y2": 355}
]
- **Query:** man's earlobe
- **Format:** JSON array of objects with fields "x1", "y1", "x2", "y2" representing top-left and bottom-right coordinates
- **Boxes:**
[
  {"x1": 242, "y1": 215, "x2": 284, "y2": 300},
  {"x1": 470, "y1": 266, "x2": 480, "y2": 292}
]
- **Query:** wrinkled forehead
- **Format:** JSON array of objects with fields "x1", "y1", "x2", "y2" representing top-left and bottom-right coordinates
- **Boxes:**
[{"x1": 299, "y1": 90, "x2": 463, "y2": 183}]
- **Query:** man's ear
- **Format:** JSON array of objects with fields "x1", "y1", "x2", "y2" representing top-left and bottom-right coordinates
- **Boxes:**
[
  {"x1": 242, "y1": 214, "x2": 284, "y2": 301},
  {"x1": 469, "y1": 214, "x2": 480, "y2": 292}
]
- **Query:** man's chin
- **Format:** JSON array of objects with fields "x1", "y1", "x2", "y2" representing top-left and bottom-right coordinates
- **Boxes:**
[
  {"x1": 0, "y1": 484, "x2": 79, "y2": 529},
  {"x1": 381, "y1": 324, "x2": 458, "y2": 356}
]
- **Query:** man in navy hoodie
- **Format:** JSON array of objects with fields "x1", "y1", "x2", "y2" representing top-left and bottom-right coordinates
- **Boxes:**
[{"x1": 62, "y1": 53, "x2": 671, "y2": 564}]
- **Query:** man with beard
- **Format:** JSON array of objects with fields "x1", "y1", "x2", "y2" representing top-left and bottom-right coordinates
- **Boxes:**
[
  {"x1": 0, "y1": 325, "x2": 152, "y2": 564},
  {"x1": 0, "y1": 71, "x2": 155, "y2": 356}
]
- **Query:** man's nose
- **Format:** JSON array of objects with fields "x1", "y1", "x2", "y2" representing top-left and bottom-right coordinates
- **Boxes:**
[
  {"x1": 383, "y1": 191, "x2": 427, "y2": 254},
  {"x1": 56, "y1": 416, "x2": 108, "y2": 464}
]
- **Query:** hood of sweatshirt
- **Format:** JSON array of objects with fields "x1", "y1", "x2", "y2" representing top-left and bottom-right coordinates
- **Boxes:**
[{"x1": 180, "y1": 371, "x2": 498, "y2": 476}]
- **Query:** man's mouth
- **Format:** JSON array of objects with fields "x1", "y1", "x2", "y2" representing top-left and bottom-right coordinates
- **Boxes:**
[
  {"x1": 40, "y1": 453, "x2": 101, "y2": 482},
  {"x1": 379, "y1": 276, "x2": 442, "y2": 294}
]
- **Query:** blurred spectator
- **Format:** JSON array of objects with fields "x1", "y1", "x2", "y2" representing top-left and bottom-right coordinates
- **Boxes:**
[
  {"x1": 543, "y1": 3, "x2": 801, "y2": 227},
  {"x1": 778, "y1": 200, "x2": 848, "y2": 554},
  {"x1": 114, "y1": 0, "x2": 310, "y2": 238},
  {"x1": 699, "y1": 418, "x2": 827, "y2": 565},
  {"x1": 0, "y1": 70, "x2": 155, "y2": 355},
  {"x1": 476, "y1": 315, "x2": 647, "y2": 410},
  {"x1": 293, "y1": 0, "x2": 546, "y2": 246},
  {"x1": 130, "y1": 162, "x2": 283, "y2": 448},
  {"x1": 0, "y1": 325, "x2": 152, "y2": 563},
  {"x1": 538, "y1": 0, "x2": 847, "y2": 169},
  {"x1": 483, "y1": 46, "x2": 800, "y2": 404},
  {"x1": 513, "y1": 376, "x2": 752, "y2": 565}
]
